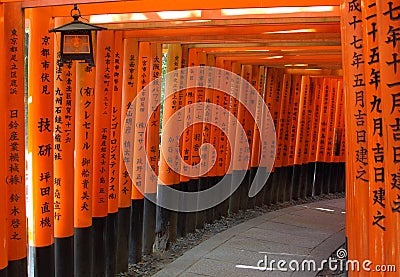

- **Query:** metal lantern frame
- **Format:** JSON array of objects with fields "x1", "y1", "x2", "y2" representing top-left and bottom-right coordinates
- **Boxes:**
[{"x1": 49, "y1": 4, "x2": 106, "y2": 66}]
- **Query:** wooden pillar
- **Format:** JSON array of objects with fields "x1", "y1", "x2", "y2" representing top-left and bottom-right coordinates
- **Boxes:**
[
  {"x1": 27, "y1": 7, "x2": 55, "y2": 277},
  {"x1": 377, "y1": 0, "x2": 400, "y2": 272},
  {"x1": 275, "y1": 73, "x2": 292, "y2": 202},
  {"x1": 116, "y1": 38, "x2": 138, "y2": 273},
  {"x1": 181, "y1": 47, "x2": 198, "y2": 234},
  {"x1": 155, "y1": 44, "x2": 182, "y2": 251},
  {"x1": 53, "y1": 20, "x2": 76, "y2": 274},
  {"x1": 92, "y1": 30, "x2": 114, "y2": 276},
  {"x1": 128, "y1": 42, "x2": 151, "y2": 263},
  {"x1": 3, "y1": 2, "x2": 27, "y2": 276},
  {"x1": 0, "y1": 4, "x2": 8, "y2": 276},
  {"x1": 340, "y1": 0, "x2": 370, "y2": 268},
  {"x1": 142, "y1": 43, "x2": 162, "y2": 255},
  {"x1": 106, "y1": 31, "x2": 123, "y2": 277},
  {"x1": 308, "y1": 77, "x2": 323, "y2": 196},
  {"x1": 74, "y1": 62, "x2": 96, "y2": 277},
  {"x1": 250, "y1": 66, "x2": 267, "y2": 207}
]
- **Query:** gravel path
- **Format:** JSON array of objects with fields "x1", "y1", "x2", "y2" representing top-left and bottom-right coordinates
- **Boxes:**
[{"x1": 118, "y1": 193, "x2": 345, "y2": 276}]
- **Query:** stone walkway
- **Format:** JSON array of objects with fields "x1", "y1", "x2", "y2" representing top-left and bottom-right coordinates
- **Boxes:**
[{"x1": 152, "y1": 198, "x2": 346, "y2": 277}]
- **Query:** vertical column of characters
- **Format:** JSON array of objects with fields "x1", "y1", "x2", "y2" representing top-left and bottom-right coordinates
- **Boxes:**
[
  {"x1": 331, "y1": 79, "x2": 345, "y2": 194},
  {"x1": 108, "y1": 31, "x2": 124, "y2": 216},
  {"x1": 146, "y1": 43, "x2": 162, "y2": 196},
  {"x1": 132, "y1": 42, "x2": 151, "y2": 198},
  {"x1": 180, "y1": 47, "x2": 196, "y2": 184},
  {"x1": 4, "y1": 2, "x2": 27, "y2": 274},
  {"x1": 377, "y1": 0, "x2": 400, "y2": 270},
  {"x1": 262, "y1": 68, "x2": 277, "y2": 205},
  {"x1": 53, "y1": 17, "x2": 76, "y2": 277},
  {"x1": 0, "y1": 3, "x2": 8, "y2": 274},
  {"x1": 223, "y1": 61, "x2": 233, "y2": 178},
  {"x1": 308, "y1": 78, "x2": 323, "y2": 172},
  {"x1": 119, "y1": 39, "x2": 139, "y2": 208},
  {"x1": 323, "y1": 78, "x2": 338, "y2": 194},
  {"x1": 225, "y1": 62, "x2": 239, "y2": 179},
  {"x1": 287, "y1": 75, "x2": 302, "y2": 171},
  {"x1": 275, "y1": 74, "x2": 291, "y2": 172},
  {"x1": 281, "y1": 73, "x2": 294, "y2": 169},
  {"x1": 250, "y1": 66, "x2": 265, "y2": 171},
  {"x1": 116, "y1": 38, "x2": 138, "y2": 273},
  {"x1": 27, "y1": 7, "x2": 55, "y2": 275},
  {"x1": 92, "y1": 30, "x2": 114, "y2": 276},
  {"x1": 341, "y1": 0, "x2": 370, "y2": 263},
  {"x1": 191, "y1": 52, "x2": 206, "y2": 182},
  {"x1": 159, "y1": 44, "x2": 182, "y2": 186},
  {"x1": 200, "y1": 54, "x2": 215, "y2": 180},
  {"x1": 74, "y1": 62, "x2": 96, "y2": 277},
  {"x1": 208, "y1": 55, "x2": 220, "y2": 180},
  {"x1": 359, "y1": 0, "x2": 390, "y2": 264}
]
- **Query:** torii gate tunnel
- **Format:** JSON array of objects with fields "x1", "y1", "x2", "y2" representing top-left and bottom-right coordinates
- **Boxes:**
[{"x1": 0, "y1": 0, "x2": 399, "y2": 276}]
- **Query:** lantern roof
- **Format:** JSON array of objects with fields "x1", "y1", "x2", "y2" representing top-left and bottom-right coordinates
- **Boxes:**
[{"x1": 49, "y1": 19, "x2": 107, "y2": 33}]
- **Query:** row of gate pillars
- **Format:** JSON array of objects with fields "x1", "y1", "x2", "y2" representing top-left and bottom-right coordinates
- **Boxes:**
[
  {"x1": 1, "y1": 0, "x2": 398, "y2": 276},
  {"x1": 0, "y1": 5, "x2": 346, "y2": 275}
]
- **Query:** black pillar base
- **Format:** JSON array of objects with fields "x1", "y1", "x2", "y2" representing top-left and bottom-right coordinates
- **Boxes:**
[
  {"x1": 8, "y1": 258, "x2": 27, "y2": 277},
  {"x1": 93, "y1": 217, "x2": 107, "y2": 277},
  {"x1": 142, "y1": 195, "x2": 157, "y2": 254},
  {"x1": 205, "y1": 177, "x2": 217, "y2": 224},
  {"x1": 322, "y1": 163, "x2": 331, "y2": 195},
  {"x1": 313, "y1": 162, "x2": 325, "y2": 196},
  {"x1": 74, "y1": 226, "x2": 93, "y2": 277},
  {"x1": 106, "y1": 212, "x2": 118, "y2": 277},
  {"x1": 116, "y1": 207, "x2": 130, "y2": 274},
  {"x1": 29, "y1": 244, "x2": 54, "y2": 277},
  {"x1": 299, "y1": 164, "x2": 309, "y2": 200},
  {"x1": 263, "y1": 172, "x2": 274, "y2": 206},
  {"x1": 55, "y1": 236, "x2": 73, "y2": 277},
  {"x1": 228, "y1": 170, "x2": 244, "y2": 215},
  {"x1": 306, "y1": 162, "x2": 315, "y2": 197},
  {"x1": 177, "y1": 182, "x2": 188, "y2": 238},
  {"x1": 185, "y1": 180, "x2": 198, "y2": 234},
  {"x1": 129, "y1": 199, "x2": 144, "y2": 263},
  {"x1": 196, "y1": 177, "x2": 208, "y2": 229},
  {"x1": 219, "y1": 174, "x2": 231, "y2": 218},
  {"x1": 291, "y1": 165, "x2": 301, "y2": 200},
  {"x1": 283, "y1": 166, "x2": 294, "y2": 202},
  {"x1": 239, "y1": 170, "x2": 250, "y2": 211},
  {"x1": 0, "y1": 267, "x2": 6, "y2": 277}
]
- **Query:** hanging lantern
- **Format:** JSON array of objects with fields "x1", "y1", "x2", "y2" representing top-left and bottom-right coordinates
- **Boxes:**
[{"x1": 49, "y1": 4, "x2": 106, "y2": 66}]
